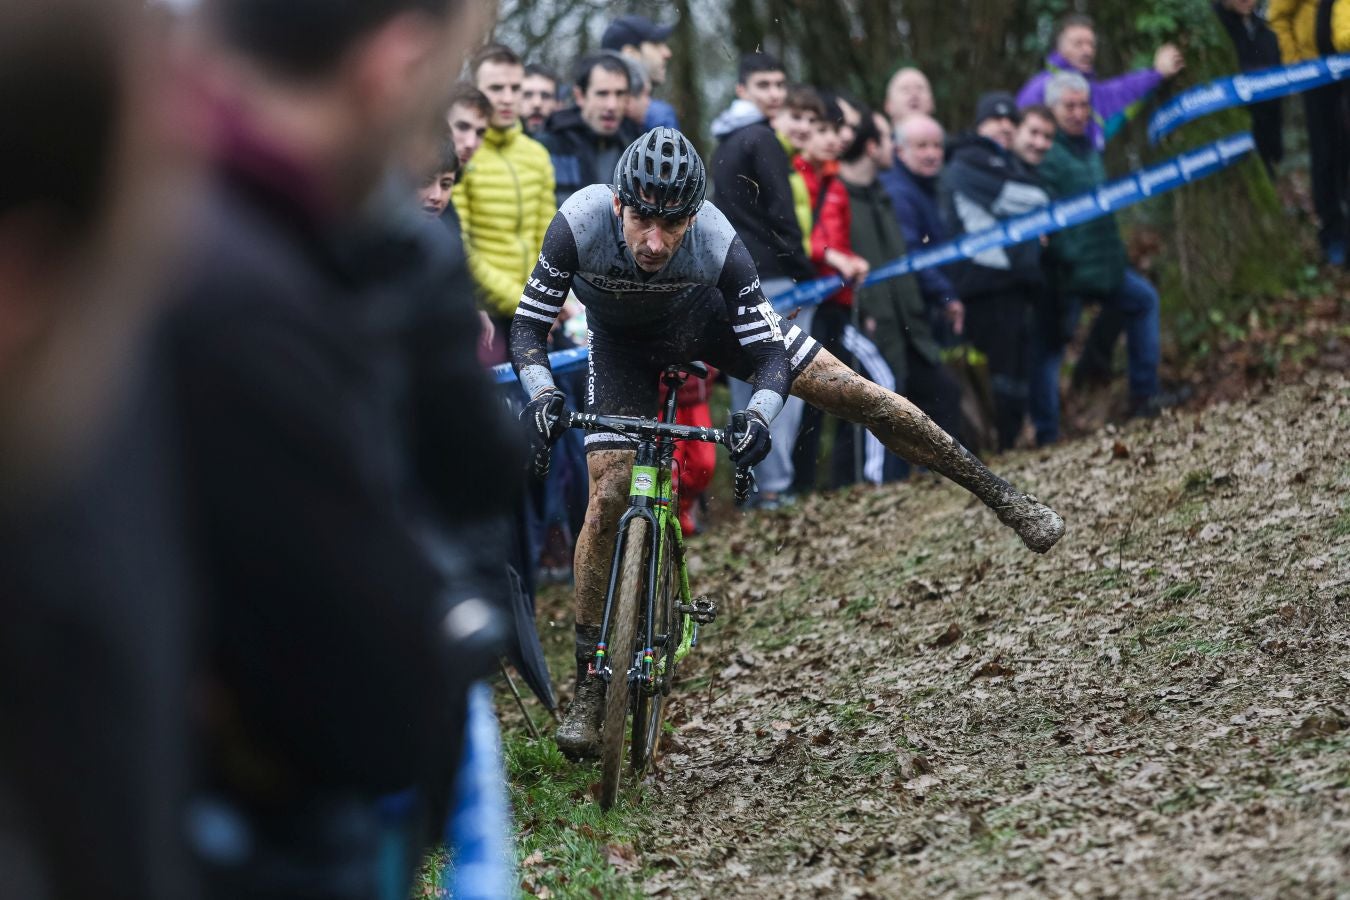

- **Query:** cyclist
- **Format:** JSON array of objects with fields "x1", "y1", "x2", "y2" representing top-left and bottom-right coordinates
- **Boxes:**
[{"x1": 510, "y1": 127, "x2": 1064, "y2": 759}]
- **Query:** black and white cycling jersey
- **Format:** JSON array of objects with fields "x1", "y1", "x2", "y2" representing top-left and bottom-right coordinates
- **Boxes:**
[{"x1": 509, "y1": 184, "x2": 817, "y2": 427}]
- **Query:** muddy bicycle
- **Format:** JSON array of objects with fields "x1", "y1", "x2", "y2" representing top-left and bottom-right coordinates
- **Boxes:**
[{"x1": 553, "y1": 362, "x2": 752, "y2": 809}]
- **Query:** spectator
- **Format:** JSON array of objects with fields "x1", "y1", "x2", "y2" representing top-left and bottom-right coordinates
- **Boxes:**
[
  {"x1": 538, "y1": 53, "x2": 642, "y2": 208},
  {"x1": 790, "y1": 92, "x2": 871, "y2": 491},
  {"x1": 446, "y1": 82, "x2": 490, "y2": 168},
  {"x1": 610, "y1": 52, "x2": 652, "y2": 126},
  {"x1": 418, "y1": 139, "x2": 459, "y2": 218},
  {"x1": 884, "y1": 66, "x2": 936, "y2": 129},
  {"x1": 837, "y1": 108, "x2": 963, "y2": 479},
  {"x1": 772, "y1": 84, "x2": 828, "y2": 259},
  {"x1": 879, "y1": 113, "x2": 965, "y2": 341},
  {"x1": 1017, "y1": 13, "x2": 1185, "y2": 151},
  {"x1": 164, "y1": 0, "x2": 520, "y2": 894},
  {"x1": 521, "y1": 63, "x2": 559, "y2": 135},
  {"x1": 710, "y1": 52, "x2": 816, "y2": 507},
  {"x1": 939, "y1": 92, "x2": 1052, "y2": 451},
  {"x1": 455, "y1": 44, "x2": 556, "y2": 364},
  {"x1": 1012, "y1": 104, "x2": 1058, "y2": 169},
  {"x1": 601, "y1": 14, "x2": 679, "y2": 129},
  {"x1": 1034, "y1": 72, "x2": 1163, "y2": 443},
  {"x1": 0, "y1": 2, "x2": 201, "y2": 895},
  {"x1": 1268, "y1": 0, "x2": 1350, "y2": 265},
  {"x1": 1212, "y1": 0, "x2": 1284, "y2": 175}
]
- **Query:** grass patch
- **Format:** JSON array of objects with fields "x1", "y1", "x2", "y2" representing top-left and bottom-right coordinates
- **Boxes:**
[
  {"x1": 1160, "y1": 581, "x2": 1201, "y2": 603},
  {"x1": 505, "y1": 735, "x2": 651, "y2": 899},
  {"x1": 1331, "y1": 509, "x2": 1350, "y2": 538}
]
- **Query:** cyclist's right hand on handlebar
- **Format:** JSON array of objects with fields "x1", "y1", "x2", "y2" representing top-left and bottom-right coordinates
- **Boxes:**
[
  {"x1": 727, "y1": 409, "x2": 772, "y2": 468},
  {"x1": 522, "y1": 388, "x2": 566, "y2": 478}
]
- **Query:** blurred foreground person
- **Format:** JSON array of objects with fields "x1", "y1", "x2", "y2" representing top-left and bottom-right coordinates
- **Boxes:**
[
  {"x1": 0, "y1": 2, "x2": 203, "y2": 897},
  {"x1": 173, "y1": 0, "x2": 518, "y2": 896}
]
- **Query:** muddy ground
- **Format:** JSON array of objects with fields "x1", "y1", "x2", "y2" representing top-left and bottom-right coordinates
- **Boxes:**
[{"x1": 585, "y1": 370, "x2": 1350, "y2": 899}]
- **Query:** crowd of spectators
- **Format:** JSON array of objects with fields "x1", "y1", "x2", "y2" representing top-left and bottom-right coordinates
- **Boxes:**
[{"x1": 3, "y1": 1, "x2": 1343, "y2": 897}]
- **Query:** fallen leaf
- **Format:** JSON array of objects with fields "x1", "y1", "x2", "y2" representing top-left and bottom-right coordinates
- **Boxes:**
[
  {"x1": 604, "y1": 843, "x2": 638, "y2": 873},
  {"x1": 933, "y1": 623, "x2": 963, "y2": 647}
]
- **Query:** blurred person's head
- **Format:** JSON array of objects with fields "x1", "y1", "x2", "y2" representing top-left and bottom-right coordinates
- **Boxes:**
[
  {"x1": 1012, "y1": 104, "x2": 1056, "y2": 166},
  {"x1": 1046, "y1": 71, "x2": 1092, "y2": 137},
  {"x1": 446, "y1": 83, "x2": 490, "y2": 166},
  {"x1": 974, "y1": 91, "x2": 1019, "y2": 150},
  {"x1": 1054, "y1": 14, "x2": 1097, "y2": 72},
  {"x1": 870, "y1": 112, "x2": 895, "y2": 169},
  {"x1": 204, "y1": 0, "x2": 489, "y2": 210},
  {"x1": 1, "y1": 1, "x2": 198, "y2": 489},
  {"x1": 772, "y1": 85, "x2": 824, "y2": 150},
  {"x1": 604, "y1": 52, "x2": 649, "y2": 125},
  {"x1": 839, "y1": 102, "x2": 881, "y2": 169},
  {"x1": 1222, "y1": 0, "x2": 1258, "y2": 15},
  {"x1": 521, "y1": 64, "x2": 559, "y2": 133},
  {"x1": 829, "y1": 90, "x2": 861, "y2": 153},
  {"x1": 896, "y1": 113, "x2": 945, "y2": 178},
  {"x1": 735, "y1": 53, "x2": 787, "y2": 119},
  {"x1": 471, "y1": 43, "x2": 524, "y2": 129},
  {"x1": 416, "y1": 139, "x2": 458, "y2": 216},
  {"x1": 573, "y1": 54, "x2": 630, "y2": 137},
  {"x1": 884, "y1": 67, "x2": 934, "y2": 124},
  {"x1": 600, "y1": 15, "x2": 674, "y2": 86}
]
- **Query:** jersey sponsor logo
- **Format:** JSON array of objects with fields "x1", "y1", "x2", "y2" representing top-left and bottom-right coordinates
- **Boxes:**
[
  {"x1": 755, "y1": 301, "x2": 784, "y2": 342},
  {"x1": 537, "y1": 252, "x2": 570, "y2": 280},
  {"x1": 527, "y1": 277, "x2": 565, "y2": 299},
  {"x1": 736, "y1": 276, "x2": 762, "y2": 299},
  {"x1": 584, "y1": 274, "x2": 691, "y2": 293}
]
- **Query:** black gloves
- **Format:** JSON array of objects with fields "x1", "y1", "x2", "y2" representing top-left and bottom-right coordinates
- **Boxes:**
[
  {"x1": 727, "y1": 409, "x2": 772, "y2": 468},
  {"x1": 522, "y1": 388, "x2": 566, "y2": 478}
]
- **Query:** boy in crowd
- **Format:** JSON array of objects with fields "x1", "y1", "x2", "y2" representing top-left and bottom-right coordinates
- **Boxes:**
[
  {"x1": 772, "y1": 85, "x2": 828, "y2": 260},
  {"x1": 790, "y1": 92, "x2": 872, "y2": 491},
  {"x1": 520, "y1": 63, "x2": 559, "y2": 136},
  {"x1": 418, "y1": 140, "x2": 459, "y2": 218},
  {"x1": 447, "y1": 83, "x2": 490, "y2": 168},
  {"x1": 710, "y1": 53, "x2": 817, "y2": 507},
  {"x1": 454, "y1": 44, "x2": 556, "y2": 364},
  {"x1": 939, "y1": 92, "x2": 1052, "y2": 451}
]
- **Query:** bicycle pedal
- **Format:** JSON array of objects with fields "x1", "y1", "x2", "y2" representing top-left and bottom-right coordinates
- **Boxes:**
[{"x1": 678, "y1": 596, "x2": 717, "y2": 624}]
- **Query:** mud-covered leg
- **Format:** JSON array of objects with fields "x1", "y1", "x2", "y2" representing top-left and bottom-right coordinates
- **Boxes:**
[
  {"x1": 791, "y1": 349, "x2": 1065, "y2": 553},
  {"x1": 556, "y1": 448, "x2": 634, "y2": 759}
]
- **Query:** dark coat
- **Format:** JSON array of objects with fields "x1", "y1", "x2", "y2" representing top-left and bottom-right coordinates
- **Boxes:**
[
  {"x1": 1038, "y1": 132, "x2": 1127, "y2": 298},
  {"x1": 938, "y1": 134, "x2": 1052, "y2": 300},
  {"x1": 536, "y1": 106, "x2": 641, "y2": 208},
  {"x1": 878, "y1": 160, "x2": 960, "y2": 307},
  {"x1": 1213, "y1": 1, "x2": 1285, "y2": 169},
  {"x1": 164, "y1": 153, "x2": 521, "y2": 807},
  {"x1": 843, "y1": 175, "x2": 942, "y2": 385},
  {"x1": 709, "y1": 109, "x2": 816, "y2": 283}
]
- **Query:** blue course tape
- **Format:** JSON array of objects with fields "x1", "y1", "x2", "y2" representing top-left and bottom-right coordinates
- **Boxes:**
[
  {"x1": 493, "y1": 131, "x2": 1255, "y2": 388},
  {"x1": 1149, "y1": 54, "x2": 1350, "y2": 144}
]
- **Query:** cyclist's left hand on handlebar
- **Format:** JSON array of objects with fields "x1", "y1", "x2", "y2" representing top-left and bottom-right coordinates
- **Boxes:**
[{"x1": 727, "y1": 409, "x2": 772, "y2": 467}]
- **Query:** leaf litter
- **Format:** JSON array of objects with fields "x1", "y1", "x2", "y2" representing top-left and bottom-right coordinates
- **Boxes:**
[{"x1": 621, "y1": 372, "x2": 1350, "y2": 898}]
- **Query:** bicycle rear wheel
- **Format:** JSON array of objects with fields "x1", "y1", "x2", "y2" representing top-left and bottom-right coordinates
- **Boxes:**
[
  {"x1": 599, "y1": 517, "x2": 649, "y2": 811},
  {"x1": 632, "y1": 520, "x2": 680, "y2": 773}
]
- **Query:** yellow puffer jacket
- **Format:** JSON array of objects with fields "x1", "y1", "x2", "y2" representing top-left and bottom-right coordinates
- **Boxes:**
[
  {"x1": 777, "y1": 131, "x2": 813, "y2": 257},
  {"x1": 1268, "y1": 0, "x2": 1350, "y2": 60},
  {"x1": 451, "y1": 123, "x2": 556, "y2": 318}
]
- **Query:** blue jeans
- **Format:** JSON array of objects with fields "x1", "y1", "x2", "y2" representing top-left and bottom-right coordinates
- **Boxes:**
[{"x1": 1029, "y1": 267, "x2": 1160, "y2": 445}]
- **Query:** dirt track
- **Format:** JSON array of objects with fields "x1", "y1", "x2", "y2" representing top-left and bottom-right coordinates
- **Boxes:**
[{"x1": 631, "y1": 371, "x2": 1349, "y2": 898}]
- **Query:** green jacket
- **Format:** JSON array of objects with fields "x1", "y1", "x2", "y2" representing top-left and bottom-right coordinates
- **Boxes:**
[
  {"x1": 842, "y1": 175, "x2": 941, "y2": 386},
  {"x1": 1039, "y1": 132, "x2": 1126, "y2": 298}
]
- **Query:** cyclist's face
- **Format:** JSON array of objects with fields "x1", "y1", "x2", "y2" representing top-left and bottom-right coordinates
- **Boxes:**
[{"x1": 613, "y1": 195, "x2": 693, "y2": 272}]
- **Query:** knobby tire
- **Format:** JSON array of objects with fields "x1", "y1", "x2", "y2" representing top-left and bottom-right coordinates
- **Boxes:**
[
  {"x1": 632, "y1": 521, "x2": 679, "y2": 773},
  {"x1": 599, "y1": 517, "x2": 649, "y2": 811}
]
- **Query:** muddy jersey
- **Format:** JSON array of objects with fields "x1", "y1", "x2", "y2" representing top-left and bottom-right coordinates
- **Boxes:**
[{"x1": 509, "y1": 183, "x2": 792, "y2": 422}]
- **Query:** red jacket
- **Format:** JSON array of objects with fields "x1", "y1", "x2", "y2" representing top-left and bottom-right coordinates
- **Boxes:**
[{"x1": 794, "y1": 156, "x2": 854, "y2": 307}]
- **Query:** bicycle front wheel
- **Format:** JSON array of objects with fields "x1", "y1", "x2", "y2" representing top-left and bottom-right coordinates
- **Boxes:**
[
  {"x1": 632, "y1": 519, "x2": 680, "y2": 774},
  {"x1": 599, "y1": 516, "x2": 649, "y2": 811}
]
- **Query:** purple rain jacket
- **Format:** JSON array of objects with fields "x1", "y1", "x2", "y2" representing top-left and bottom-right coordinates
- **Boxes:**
[{"x1": 1016, "y1": 51, "x2": 1163, "y2": 151}]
